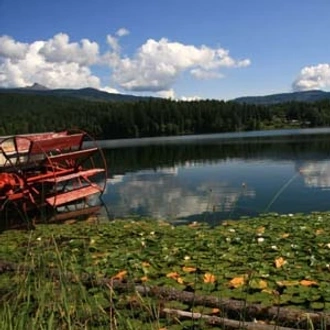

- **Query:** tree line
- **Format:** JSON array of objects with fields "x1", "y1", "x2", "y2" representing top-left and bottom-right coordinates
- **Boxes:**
[{"x1": 1, "y1": 93, "x2": 330, "y2": 139}]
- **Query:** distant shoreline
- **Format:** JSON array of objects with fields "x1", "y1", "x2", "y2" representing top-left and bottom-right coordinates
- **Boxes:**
[{"x1": 95, "y1": 126, "x2": 330, "y2": 148}]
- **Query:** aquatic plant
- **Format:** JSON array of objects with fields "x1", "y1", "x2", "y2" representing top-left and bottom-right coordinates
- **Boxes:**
[{"x1": 1, "y1": 213, "x2": 330, "y2": 328}]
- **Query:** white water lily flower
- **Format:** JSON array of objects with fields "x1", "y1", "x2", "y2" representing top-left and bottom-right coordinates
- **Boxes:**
[
  {"x1": 257, "y1": 237, "x2": 264, "y2": 243},
  {"x1": 150, "y1": 231, "x2": 155, "y2": 235},
  {"x1": 184, "y1": 255, "x2": 190, "y2": 260},
  {"x1": 36, "y1": 237, "x2": 41, "y2": 241},
  {"x1": 288, "y1": 214, "x2": 293, "y2": 217},
  {"x1": 226, "y1": 237, "x2": 231, "y2": 242},
  {"x1": 326, "y1": 243, "x2": 330, "y2": 248},
  {"x1": 271, "y1": 245, "x2": 278, "y2": 250},
  {"x1": 228, "y1": 228, "x2": 236, "y2": 232}
]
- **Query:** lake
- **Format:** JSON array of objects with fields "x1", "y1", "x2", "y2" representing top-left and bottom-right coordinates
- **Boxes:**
[{"x1": 98, "y1": 128, "x2": 330, "y2": 225}]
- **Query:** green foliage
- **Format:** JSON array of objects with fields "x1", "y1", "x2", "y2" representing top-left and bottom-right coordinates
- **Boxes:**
[
  {"x1": 1, "y1": 213, "x2": 330, "y2": 328},
  {"x1": 1, "y1": 93, "x2": 330, "y2": 139}
]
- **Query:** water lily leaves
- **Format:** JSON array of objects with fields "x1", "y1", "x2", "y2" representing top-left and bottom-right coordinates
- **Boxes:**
[
  {"x1": 140, "y1": 275, "x2": 148, "y2": 282},
  {"x1": 166, "y1": 271, "x2": 184, "y2": 284},
  {"x1": 310, "y1": 301, "x2": 324, "y2": 310},
  {"x1": 228, "y1": 276, "x2": 245, "y2": 288},
  {"x1": 256, "y1": 226, "x2": 265, "y2": 234},
  {"x1": 112, "y1": 270, "x2": 127, "y2": 281},
  {"x1": 141, "y1": 261, "x2": 150, "y2": 267},
  {"x1": 249, "y1": 278, "x2": 268, "y2": 290},
  {"x1": 182, "y1": 266, "x2": 196, "y2": 273},
  {"x1": 166, "y1": 271, "x2": 180, "y2": 279},
  {"x1": 274, "y1": 257, "x2": 287, "y2": 268},
  {"x1": 290, "y1": 296, "x2": 306, "y2": 304},
  {"x1": 91, "y1": 251, "x2": 110, "y2": 260},
  {"x1": 3, "y1": 214, "x2": 330, "y2": 314},
  {"x1": 246, "y1": 292, "x2": 272, "y2": 304},
  {"x1": 203, "y1": 272, "x2": 216, "y2": 284},
  {"x1": 276, "y1": 280, "x2": 300, "y2": 287},
  {"x1": 300, "y1": 279, "x2": 318, "y2": 287}
]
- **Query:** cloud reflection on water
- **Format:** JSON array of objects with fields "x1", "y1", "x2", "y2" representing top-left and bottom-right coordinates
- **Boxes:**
[
  {"x1": 298, "y1": 161, "x2": 330, "y2": 189},
  {"x1": 104, "y1": 165, "x2": 255, "y2": 221}
]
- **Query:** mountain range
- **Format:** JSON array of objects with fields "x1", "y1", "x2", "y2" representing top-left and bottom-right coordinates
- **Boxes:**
[
  {"x1": 1, "y1": 83, "x2": 330, "y2": 105},
  {"x1": 0, "y1": 83, "x2": 151, "y2": 102},
  {"x1": 232, "y1": 89, "x2": 330, "y2": 105}
]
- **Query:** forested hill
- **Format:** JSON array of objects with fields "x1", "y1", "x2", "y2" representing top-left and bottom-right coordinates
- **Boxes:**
[
  {"x1": 2, "y1": 85, "x2": 330, "y2": 105},
  {"x1": 233, "y1": 90, "x2": 330, "y2": 105},
  {"x1": 1, "y1": 91, "x2": 330, "y2": 139},
  {"x1": 0, "y1": 84, "x2": 153, "y2": 103}
]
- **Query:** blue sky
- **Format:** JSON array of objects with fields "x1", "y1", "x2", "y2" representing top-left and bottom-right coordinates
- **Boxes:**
[{"x1": 1, "y1": 0, "x2": 330, "y2": 100}]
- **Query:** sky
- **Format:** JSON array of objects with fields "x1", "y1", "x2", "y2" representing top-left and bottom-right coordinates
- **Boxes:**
[{"x1": 1, "y1": 0, "x2": 330, "y2": 101}]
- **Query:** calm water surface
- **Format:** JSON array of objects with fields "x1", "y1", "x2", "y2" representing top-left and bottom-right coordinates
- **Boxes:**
[{"x1": 99, "y1": 128, "x2": 330, "y2": 224}]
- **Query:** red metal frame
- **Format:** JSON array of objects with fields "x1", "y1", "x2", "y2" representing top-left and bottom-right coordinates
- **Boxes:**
[{"x1": 0, "y1": 130, "x2": 107, "y2": 226}]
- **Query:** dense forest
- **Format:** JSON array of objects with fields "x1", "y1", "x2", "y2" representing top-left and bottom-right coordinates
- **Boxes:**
[{"x1": 1, "y1": 93, "x2": 330, "y2": 139}]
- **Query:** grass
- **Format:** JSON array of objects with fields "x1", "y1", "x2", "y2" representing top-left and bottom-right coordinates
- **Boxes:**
[{"x1": 1, "y1": 212, "x2": 330, "y2": 329}]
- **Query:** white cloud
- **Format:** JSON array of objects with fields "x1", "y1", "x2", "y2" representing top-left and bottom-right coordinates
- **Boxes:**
[
  {"x1": 106, "y1": 28, "x2": 130, "y2": 54},
  {"x1": 106, "y1": 35, "x2": 121, "y2": 53},
  {"x1": 190, "y1": 68, "x2": 224, "y2": 80},
  {"x1": 39, "y1": 33, "x2": 99, "y2": 66},
  {"x1": 156, "y1": 89, "x2": 175, "y2": 99},
  {"x1": 0, "y1": 34, "x2": 101, "y2": 89},
  {"x1": 293, "y1": 63, "x2": 330, "y2": 91},
  {"x1": 100, "y1": 86, "x2": 120, "y2": 94},
  {"x1": 0, "y1": 30, "x2": 250, "y2": 95},
  {"x1": 106, "y1": 37, "x2": 250, "y2": 92},
  {"x1": 0, "y1": 35, "x2": 28, "y2": 59},
  {"x1": 180, "y1": 95, "x2": 202, "y2": 101},
  {"x1": 116, "y1": 28, "x2": 130, "y2": 37}
]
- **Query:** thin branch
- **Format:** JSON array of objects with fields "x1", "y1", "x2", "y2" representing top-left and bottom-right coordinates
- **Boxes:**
[{"x1": 163, "y1": 308, "x2": 301, "y2": 330}]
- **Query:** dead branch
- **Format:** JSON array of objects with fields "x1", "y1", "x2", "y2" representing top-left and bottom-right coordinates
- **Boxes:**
[
  {"x1": 162, "y1": 308, "x2": 300, "y2": 330},
  {"x1": 102, "y1": 281, "x2": 329, "y2": 328}
]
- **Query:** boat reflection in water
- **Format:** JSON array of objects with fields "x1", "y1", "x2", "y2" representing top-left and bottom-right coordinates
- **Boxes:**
[{"x1": 0, "y1": 195, "x2": 107, "y2": 232}]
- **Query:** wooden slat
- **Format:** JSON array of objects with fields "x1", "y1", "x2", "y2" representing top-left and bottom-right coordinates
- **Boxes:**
[
  {"x1": 0, "y1": 131, "x2": 68, "y2": 154},
  {"x1": 46, "y1": 148, "x2": 98, "y2": 163},
  {"x1": 29, "y1": 134, "x2": 84, "y2": 155},
  {"x1": 43, "y1": 168, "x2": 105, "y2": 183},
  {"x1": 46, "y1": 185, "x2": 101, "y2": 206},
  {"x1": 27, "y1": 131, "x2": 68, "y2": 141}
]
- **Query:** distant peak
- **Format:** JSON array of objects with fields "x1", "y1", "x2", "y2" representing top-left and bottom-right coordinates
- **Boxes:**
[{"x1": 25, "y1": 83, "x2": 49, "y2": 91}]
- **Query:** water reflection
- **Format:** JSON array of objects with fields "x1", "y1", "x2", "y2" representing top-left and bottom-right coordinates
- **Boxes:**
[
  {"x1": 101, "y1": 130, "x2": 330, "y2": 223},
  {"x1": 298, "y1": 161, "x2": 330, "y2": 189},
  {"x1": 105, "y1": 165, "x2": 256, "y2": 221}
]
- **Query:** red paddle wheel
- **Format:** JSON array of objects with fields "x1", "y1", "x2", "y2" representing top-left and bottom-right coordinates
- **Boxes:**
[{"x1": 0, "y1": 130, "x2": 107, "y2": 229}]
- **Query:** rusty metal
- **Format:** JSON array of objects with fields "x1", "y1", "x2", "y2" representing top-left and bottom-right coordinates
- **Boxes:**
[{"x1": 0, "y1": 130, "x2": 107, "y2": 229}]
